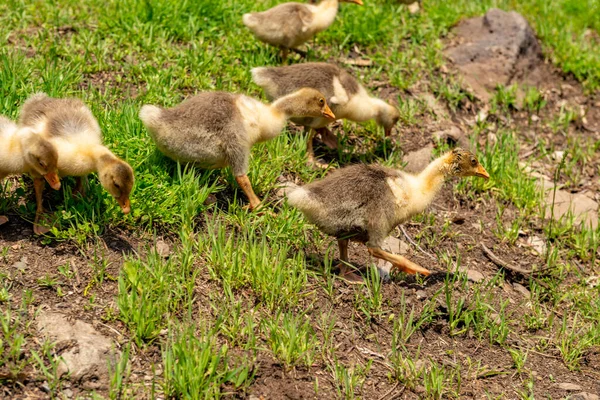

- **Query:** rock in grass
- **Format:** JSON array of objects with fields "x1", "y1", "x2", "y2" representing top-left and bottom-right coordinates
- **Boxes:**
[
  {"x1": 37, "y1": 311, "x2": 118, "y2": 389},
  {"x1": 444, "y1": 9, "x2": 543, "y2": 102}
]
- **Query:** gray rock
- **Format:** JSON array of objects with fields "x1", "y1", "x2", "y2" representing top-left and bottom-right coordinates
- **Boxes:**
[
  {"x1": 536, "y1": 179, "x2": 599, "y2": 229},
  {"x1": 433, "y1": 126, "x2": 469, "y2": 148},
  {"x1": 557, "y1": 382, "x2": 583, "y2": 391},
  {"x1": 444, "y1": 9, "x2": 543, "y2": 101},
  {"x1": 416, "y1": 290, "x2": 427, "y2": 300},
  {"x1": 570, "y1": 393, "x2": 600, "y2": 400},
  {"x1": 37, "y1": 311, "x2": 118, "y2": 389},
  {"x1": 376, "y1": 236, "x2": 411, "y2": 280},
  {"x1": 381, "y1": 236, "x2": 410, "y2": 255},
  {"x1": 403, "y1": 144, "x2": 434, "y2": 174},
  {"x1": 467, "y1": 269, "x2": 485, "y2": 283},
  {"x1": 512, "y1": 282, "x2": 531, "y2": 298},
  {"x1": 155, "y1": 240, "x2": 170, "y2": 258}
]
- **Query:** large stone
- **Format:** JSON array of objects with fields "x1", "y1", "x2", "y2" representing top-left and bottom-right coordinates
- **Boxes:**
[
  {"x1": 37, "y1": 311, "x2": 118, "y2": 389},
  {"x1": 403, "y1": 144, "x2": 434, "y2": 174},
  {"x1": 536, "y1": 178, "x2": 599, "y2": 229},
  {"x1": 444, "y1": 9, "x2": 544, "y2": 101}
]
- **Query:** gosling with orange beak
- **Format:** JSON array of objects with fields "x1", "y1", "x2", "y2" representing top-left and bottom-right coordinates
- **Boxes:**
[
  {"x1": 18, "y1": 93, "x2": 134, "y2": 234},
  {"x1": 287, "y1": 148, "x2": 489, "y2": 283},
  {"x1": 140, "y1": 88, "x2": 335, "y2": 210},
  {"x1": 0, "y1": 116, "x2": 61, "y2": 233},
  {"x1": 253, "y1": 62, "x2": 399, "y2": 167},
  {"x1": 243, "y1": 0, "x2": 363, "y2": 60}
]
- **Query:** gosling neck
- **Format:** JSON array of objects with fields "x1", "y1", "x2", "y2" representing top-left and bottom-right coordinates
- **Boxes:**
[
  {"x1": 312, "y1": 0, "x2": 340, "y2": 31},
  {"x1": 416, "y1": 152, "x2": 453, "y2": 196},
  {"x1": 271, "y1": 94, "x2": 307, "y2": 120}
]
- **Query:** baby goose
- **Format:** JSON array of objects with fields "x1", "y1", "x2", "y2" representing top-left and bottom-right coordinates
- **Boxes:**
[
  {"x1": 140, "y1": 88, "x2": 335, "y2": 210},
  {"x1": 287, "y1": 148, "x2": 489, "y2": 283},
  {"x1": 0, "y1": 116, "x2": 61, "y2": 233},
  {"x1": 252, "y1": 62, "x2": 399, "y2": 166},
  {"x1": 19, "y1": 93, "x2": 135, "y2": 233},
  {"x1": 243, "y1": 0, "x2": 363, "y2": 60}
]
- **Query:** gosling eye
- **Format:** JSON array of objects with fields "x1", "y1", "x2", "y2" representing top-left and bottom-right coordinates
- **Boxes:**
[
  {"x1": 114, "y1": 182, "x2": 121, "y2": 190},
  {"x1": 39, "y1": 161, "x2": 46, "y2": 169},
  {"x1": 471, "y1": 158, "x2": 477, "y2": 166},
  {"x1": 319, "y1": 98, "x2": 324, "y2": 105}
]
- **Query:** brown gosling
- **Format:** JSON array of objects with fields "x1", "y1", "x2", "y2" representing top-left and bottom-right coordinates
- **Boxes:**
[
  {"x1": 287, "y1": 148, "x2": 490, "y2": 283},
  {"x1": 0, "y1": 116, "x2": 61, "y2": 232},
  {"x1": 242, "y1": 0, "x2": 363, "y2": 61},
  {"x1": 19, "y1": 93, "x2": 135, "y2": 234},
  {"x1": 252, "y1": 62, "x2": 400, "y2": 166},
  {"x1": 139, "y1": 88, "x2": 335, "y2": 211}
]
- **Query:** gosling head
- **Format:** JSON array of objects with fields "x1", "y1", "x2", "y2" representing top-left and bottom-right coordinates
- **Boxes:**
[
  {"x1": 277, "y1": 88, "x2": 336, "y2": 120},
  {"x1": 24, "y1": 133, "x2": 61, "y2": 190},
  {"x1": 377, "y1": 103, "x2": 400, "y2": 137},
  {"x1": 447, "y1": 148, "x2": 490, "y2": 179},
  {"x1": 98, "y1": 158, "x2": 135, "y2": 214}
]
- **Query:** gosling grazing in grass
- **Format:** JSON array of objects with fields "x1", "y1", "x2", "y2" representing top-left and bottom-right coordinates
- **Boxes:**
[
  {"x1": 19, "y1": 93, "x2": 135, "y2": 234},
  {"x1": 0, "y1": 116, "x2": 61, "y2": 233},
  {"x1": 287, "y1": 148, "x2": 489, "y2": 283},
  {"x1": 243, "y1": 0, "x2": 363, "y2": 60},
  {"x1": 252, "y1": 62, "x2": 399, "y2": 166},
  {"x1": 140, "y1": 88, "x2": 335, "y2": 210}
]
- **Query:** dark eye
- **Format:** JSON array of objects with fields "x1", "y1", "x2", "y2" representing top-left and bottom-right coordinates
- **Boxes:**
[
  {"x1": 471, "y1": 158, "x2": 477, "y2": 166},
  {"x1": 319, "y1": 98, "x2": 324, "y2": 105},
  {"x1": 114, "y1": 183, "x2": 121, "y2": 190},
  {"x1": 39, "y1": 161, "x2": 46, "y2": 168}
]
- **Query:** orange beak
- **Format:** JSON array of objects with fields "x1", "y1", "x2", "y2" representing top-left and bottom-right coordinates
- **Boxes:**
[
  {"x1": 44, "y1": 172, "x2": 61, "y2": 190},
  {"x1": 348, "y1": 0, "x2": 363, "y2": 4},
  {"x1": 474, "y1": 164, "x2": 490, "y2": 179},
  {"x1": 118, "y1": 196, "x2": 131, "y2": 214},
  {"x1": 322, "y1": 105, "x2": 336, "y2": 120}
]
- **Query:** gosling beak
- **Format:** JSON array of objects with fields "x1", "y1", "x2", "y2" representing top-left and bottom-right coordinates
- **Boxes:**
[
  {"x1": 349, "y1": 0, "x2": 363, "y2": 4},
  {"x1": 118, "y1": 196, "x2": 131, "y2": 214},
  {"x1": 322, "y1": 105, "x2": 336, "y2": 120},
  {"x1": 474, "y1": 164, "x2": 490, "y2": 179},
  {"x1": 384, "y1": 126, "x2": 393, "y2": 137},
  {"x1": 44, "y1": 172, "x2": 61, "y2": 190}
]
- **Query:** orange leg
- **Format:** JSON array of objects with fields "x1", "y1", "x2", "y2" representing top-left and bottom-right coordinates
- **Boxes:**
[
  {"x1": 235, "y1": 175, "x2": 262, "y2": 211},
  {"x1": 337, "y1": 239, "x2": 363, "y2": 284},
  {"x1": 33, "y1": 178, "x2": 50, "y2": 235},
  {"x1": 368, "y1": 247, "x2": 431, "y2": 276}
]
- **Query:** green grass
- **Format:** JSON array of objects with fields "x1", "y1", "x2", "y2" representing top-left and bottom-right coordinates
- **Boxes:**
[{"x1": 0, "y1": 0, "x2": 599, "y2": 398}]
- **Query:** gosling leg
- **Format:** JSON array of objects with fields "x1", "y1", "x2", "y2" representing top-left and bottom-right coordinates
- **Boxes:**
[
  {"x1": 33, "y1": 178, "x2": 50, "y2": 235},
  {"x1": 73, "y1": 176, "x2": 88, "y2": 198},
  {"x1": 338, "y1": 239, "x2": 363, "y2": 284},
  {"x1": 0, "y1": 174, "x2": 7, "y2": 226},
  {"x1": 318, "y1": 127, "x2": 338, "y2": 150},
  {"x1": 235, "y1": 175, "x2": 262, "y2": 211},
  {"x1": 368, "y1": 247, "x2": 431, "y2": 276},
  {"x1": 306, "y1": 128, "x2": 329, "y2": 169}
]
